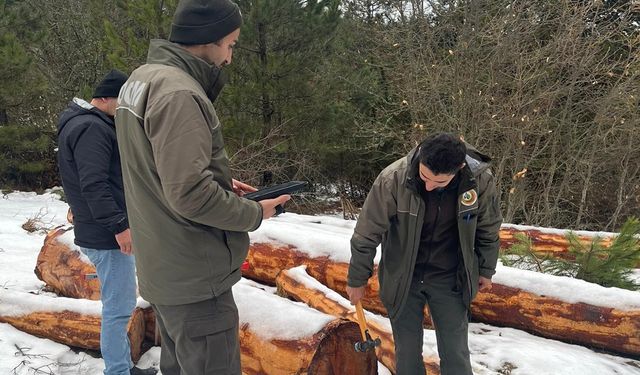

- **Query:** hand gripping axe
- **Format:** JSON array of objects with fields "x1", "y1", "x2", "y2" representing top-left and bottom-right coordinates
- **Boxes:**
[{"x1": 354, "y1": 301, "x2": 381, "y2": 352}]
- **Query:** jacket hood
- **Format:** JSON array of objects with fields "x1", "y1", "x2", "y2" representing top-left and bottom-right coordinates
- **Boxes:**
[
  {"x1": 57, "y1": 98, "x2": 114, "y2": 135},
  {"x1": 146, "y1": 39, "x2": 227, "y2": 102}
]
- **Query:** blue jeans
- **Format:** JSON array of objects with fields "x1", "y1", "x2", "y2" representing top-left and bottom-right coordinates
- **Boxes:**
[{"x1": 81, "y1": 247, "x2": 136, "y2": 375}]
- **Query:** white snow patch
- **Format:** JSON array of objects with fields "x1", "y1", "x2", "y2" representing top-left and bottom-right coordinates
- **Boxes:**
[
  {"x1": 493, "y1": 261, "x2": 640, "y2": 311},
  {"x1": 234, "y1": 278, "x2": 334, "y2": 341},
  {"x1": 0, "y1": 289, "x2": 102, "y2": 317}
]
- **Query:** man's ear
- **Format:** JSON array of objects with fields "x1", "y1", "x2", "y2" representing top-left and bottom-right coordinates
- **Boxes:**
[{"x1": 460, "y1": 162, "x2": 466, "y2": 169}]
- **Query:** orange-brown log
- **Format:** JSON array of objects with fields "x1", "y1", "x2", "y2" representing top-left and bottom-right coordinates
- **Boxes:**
[
  {"x1": 34, "y1": 226, "x2": 100, "y2": 300},
  {"x1": 472, "y1": 283, "x2": 640, "y2": 357},
  {"x1": 142, "y1": 307, "x2": 159, "y2": 344},
  {"x1": 498, "y1": 226, "x2": 616, "y2": 262},
  {"x1": 0, "y1": 291, "x2": 145, "y2": 362},
  {"x1": 247, "y1": 242, "x2": 640, "y2": 357},
  {"x1": 275, "y1": 267, "x2": 440, "y2": 375},
  {"x1": 245, "y1": 243, "x2": 387, "y2": 317},
  {"x1": 239, "y1": 318, "x2": 376, "y2": 375}
]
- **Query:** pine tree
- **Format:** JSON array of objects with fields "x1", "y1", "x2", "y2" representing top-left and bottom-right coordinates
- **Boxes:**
[
  {"x1": 219, "y1": 0, "x2": 342, "y2": 183},
  {"x1": 102, "y1": 0, "x2": 178, "y2": 71},
  {"x1": 0, "y1": 0, "x2": 46, "y2": 125}
]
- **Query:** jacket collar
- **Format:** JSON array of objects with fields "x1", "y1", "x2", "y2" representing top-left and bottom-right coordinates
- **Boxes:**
[{"x1": 146, "y1": 39, "x2": 227, "y2": 102}]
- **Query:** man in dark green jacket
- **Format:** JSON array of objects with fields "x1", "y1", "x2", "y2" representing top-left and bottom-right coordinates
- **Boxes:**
[
  {"x1": 115, "y1": 1, "x2": 289, "y2": 374},
  {"x1": 347, "y1": 133, "x2": 502, "y2": 375}
]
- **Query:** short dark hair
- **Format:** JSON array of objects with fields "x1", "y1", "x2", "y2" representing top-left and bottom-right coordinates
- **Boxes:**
[{"x1": 418, "y1": 133, "x2": 466, "y2": 175}]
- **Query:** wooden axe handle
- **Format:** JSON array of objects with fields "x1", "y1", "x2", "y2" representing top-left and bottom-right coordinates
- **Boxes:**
[{"x1": 355, "y1": 301, "x2": 368, "y2": 341}]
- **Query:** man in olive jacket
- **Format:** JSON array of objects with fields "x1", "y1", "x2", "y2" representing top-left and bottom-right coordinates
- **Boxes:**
[
  {"x1": 347, "y1": 133, "x2": 502, "y2": 375},
  {"x1": 115, "y1": 1, "x2": 289, "y2": 374}
]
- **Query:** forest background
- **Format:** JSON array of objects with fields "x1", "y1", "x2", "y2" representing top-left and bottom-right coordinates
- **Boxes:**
[{"x1": 1, "y1": 0, "x2": 639, "y2": 231}]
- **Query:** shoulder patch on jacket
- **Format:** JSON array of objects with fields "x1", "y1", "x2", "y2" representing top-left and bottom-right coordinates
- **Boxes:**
[{"x1": 461, "y1": 189, "x2": 478, "y2": 206}]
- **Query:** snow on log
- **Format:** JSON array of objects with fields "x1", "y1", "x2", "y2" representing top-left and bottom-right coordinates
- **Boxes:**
[
  {"x1": 34, "y1": 226, "x2": 100, "y2": 300},
  {"x1": 275, "y1": 266, "x2": 441, "y2": 374},
  {"x1": 0, "y1": 289, "x2": 146, "y2": 362}
]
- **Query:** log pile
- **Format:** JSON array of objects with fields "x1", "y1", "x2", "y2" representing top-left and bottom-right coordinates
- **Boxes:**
[
  {"x1": 244, "y1": 241, "x2": 640, "y2": 357},
  {"x1": 30, "y1": 222, "x2": 640, "y2": 372},
  {"x1": 29, "y1": 229, "x2": 378, "y2": 374}
]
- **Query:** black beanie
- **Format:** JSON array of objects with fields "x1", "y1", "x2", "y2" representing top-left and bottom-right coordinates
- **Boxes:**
[
  {"x1": 92, "y1": 69, "x2": 128, "y2": 98},
  {"x1": 169, "y1": 0, "x2": 242, "y2": 45}
]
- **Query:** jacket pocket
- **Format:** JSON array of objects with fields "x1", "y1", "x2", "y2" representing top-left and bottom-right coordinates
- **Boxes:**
[
  {"x1": 185, "y1": 311, "x2": 238, "y2": 372},
  {"x1": 223, "y1": 230, "x2": 250, "y2": 271}
]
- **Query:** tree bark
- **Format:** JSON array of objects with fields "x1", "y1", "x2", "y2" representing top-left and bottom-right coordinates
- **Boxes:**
[
  {"x1": 34, "y1": 226, "x2": 101, "y2": 300},
  {"x1": 498, "y1": 225, "x2": 616, "y2": 262},
  {"x1": 0, "y1": 290, "x2": 146, "y2": 362}
]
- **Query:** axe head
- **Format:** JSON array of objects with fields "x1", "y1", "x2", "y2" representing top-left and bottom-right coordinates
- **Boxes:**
[{"x1": 354, "y1": 332, "x2": 381, "y2": 352}]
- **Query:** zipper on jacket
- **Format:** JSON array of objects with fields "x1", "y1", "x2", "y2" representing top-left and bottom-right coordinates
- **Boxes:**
[{"x1": 426, "y1": 191, "x2": 443, "y2": 265}]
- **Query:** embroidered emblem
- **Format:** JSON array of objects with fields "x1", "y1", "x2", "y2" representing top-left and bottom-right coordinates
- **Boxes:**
[{"x1": 461, "y1": 189, "x2": 478, "y2": 206}]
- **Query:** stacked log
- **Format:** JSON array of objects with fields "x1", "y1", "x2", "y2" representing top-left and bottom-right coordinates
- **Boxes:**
[
  {"x1": 32, "y1": 229, "x2": 377, "y2": 374},
  {"x1": 498, "y1": 224, "x2": 617, "y2": 262},
  {"x1": 0, "y1": 289, "x2": 146, "y2": 362},
  {"x1": 35, "y1": 226, "x2": 640, "y2": 358}
]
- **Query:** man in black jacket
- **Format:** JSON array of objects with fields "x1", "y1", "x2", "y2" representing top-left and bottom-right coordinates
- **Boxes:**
[{"x1": 57, "y1": 70, "x2": 157, "y2": 375}]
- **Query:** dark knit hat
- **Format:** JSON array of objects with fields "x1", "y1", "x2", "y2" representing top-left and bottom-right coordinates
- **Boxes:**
[
  {"x1": 169, "y1": 0, "x2": 242, "y2": 45},
  {"x1": 92, "y1": 69, "x2": 128, "y2": 98}
]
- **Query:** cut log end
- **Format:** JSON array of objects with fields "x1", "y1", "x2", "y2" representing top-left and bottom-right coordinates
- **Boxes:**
[{"x1": 307, "y1": 320, "x2": 377, "y2": 375}]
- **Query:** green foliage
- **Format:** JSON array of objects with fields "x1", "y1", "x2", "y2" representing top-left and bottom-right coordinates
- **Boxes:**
[
  {"x1": 501, "y1": 218, "x2": 640, "y2": 290},
  {"x1": 0, "y1": 0, "x2": 47, "y2": 124},
  {"x1": 0, "y1": 124, "x2": 58, "y2": 190},
  {"x1": 220, "y1": 0, "x2": 343, "y2": 184},
  {"x1": 103, "y1": 0, "x2": 178, "y2": 70}
]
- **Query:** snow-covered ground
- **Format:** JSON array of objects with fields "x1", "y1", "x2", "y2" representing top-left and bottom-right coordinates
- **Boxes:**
[{"x1": 1, "y1": 191, "x2": 639, "y2": 374}]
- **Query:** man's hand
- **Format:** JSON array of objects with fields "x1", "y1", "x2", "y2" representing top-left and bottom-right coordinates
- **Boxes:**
[
  {"x1": 346, "y1": 285, "x2": 366, "y2": 305},
  {"x1": 478, "y1": 276, "x2": 492, "y2": 291},
  {"x1": 260, "y1": 195, "x2": 291, "y2": 219},
  {"x1": 232, "y1": 179, "x2": 258, "y2": 197},
  {"x1": 115, "y1": 229, "x2": 133, "y2": 255}
]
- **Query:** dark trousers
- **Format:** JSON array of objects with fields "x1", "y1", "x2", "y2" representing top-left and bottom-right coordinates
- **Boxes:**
[
  {"x1": 390, "y1": 271, "x2": 472, "y2": 375},
  {"x1": 151, "y1": 290, "x2": 241, "y2": 375}
]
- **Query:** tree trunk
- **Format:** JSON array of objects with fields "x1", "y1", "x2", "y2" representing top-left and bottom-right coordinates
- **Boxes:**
[
  {"x1": 498, "y1": 224, "x2": 616, "y2": 262},
  {"x1": 0, "y1": 108, "x2": 8, "y2": 125},
  {"x1": 0, "y1": 289, "x2": 146, "y2": 362},
  {"x1": 276, "y1": 267, "x2": 441, "y2": 375}
]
